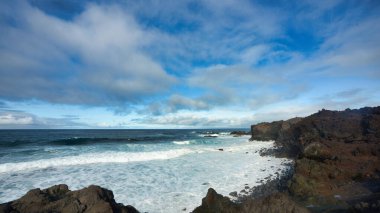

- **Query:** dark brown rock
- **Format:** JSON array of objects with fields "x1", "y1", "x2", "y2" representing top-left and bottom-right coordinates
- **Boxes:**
[
  {"x1": 218, "y1": 106, "x2": 380, "y2": 212},
  {"x1": 193, "y1": 188, "x2": 309, "y2": 213},
  {"x1": 0, "y1": 184, "x2": 139, "y2": 213},
  {"x1": 250, "y1": 117, "x2": 302, "y2": 141},
  {"x1": 252, "y1": 106, "x2": 380, "y2": 211},
  {"x1": 230, "y1": 131, "x2": 250, "y2": 136}
]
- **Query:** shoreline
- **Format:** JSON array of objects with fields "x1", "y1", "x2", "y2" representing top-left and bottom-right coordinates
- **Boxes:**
[
  {"x1": 1, "y1": 106, "x2": 380, "y2": 212},
  {"x1": 229, "y1": 145, "x2": 294, "y2": 203}
]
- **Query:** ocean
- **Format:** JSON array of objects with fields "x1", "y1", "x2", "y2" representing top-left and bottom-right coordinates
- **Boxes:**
[{"x1": 0, "y1": 129, "x2": 291, "y2": 212}]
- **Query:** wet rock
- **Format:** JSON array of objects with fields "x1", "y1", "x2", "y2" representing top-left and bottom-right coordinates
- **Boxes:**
[
  {"x1": 218, "y1": 148, "x2": 224, "y2": 151},
  {"x1": 204, "y1": 135, "x2": 217, "y2": 138},
  {"x1": 0, "y1": 184, "x2": 139, "y2": 213}
]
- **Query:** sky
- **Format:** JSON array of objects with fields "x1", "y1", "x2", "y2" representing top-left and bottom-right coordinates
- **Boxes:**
[{"x1": 0, "y1": 0, "x2": 379, "y2": 129}]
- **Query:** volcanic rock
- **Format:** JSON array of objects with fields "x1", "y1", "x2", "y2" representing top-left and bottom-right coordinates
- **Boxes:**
[
  {"x1": 251, "y1": 106, "x2": 380, "y2": 211},
  {"x1": 0, "y1": 184, "x2": 139, "y2": 213},
  {"x1": 193, "y1": 188, "x2": 309, "y2": 213},
  {"x1": 250, "y1": 117, "x2": 302, "y2": 141}
]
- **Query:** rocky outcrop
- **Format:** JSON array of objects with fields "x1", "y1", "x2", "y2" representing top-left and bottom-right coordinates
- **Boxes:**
[
  {"x1": 249, "y1": 106, "x2": 380, "y2": 212},
  {"x1": 0, "y1": 185, "x2": 139, "y2": 213},
  {"x1": 276, "y1": 107, "x2": 380, "y2": 158},
  {"x1": 250, "y1": 117, "x2": 302, "y2": 141},
  {"x1": 193, "y1": 188, "x2": 309, "y2": 213},
  {"x1": 195, "y1": 106, "x2": 380, "y2": 213},
  {"x1": 281, "y1": 107, "x2": 380, "y2": 212},
  {"x1": 230, "y1": 131, "x2": 250, "y2": 137}
]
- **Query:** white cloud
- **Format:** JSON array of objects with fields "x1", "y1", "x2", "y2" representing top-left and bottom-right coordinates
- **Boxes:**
[
  {"x1": 0, "y1": 113, "x2": 33, "y2": 125},
  {"x1": 0, "y1": 1, "x2": 176, "y2": 107},
  {"x1": 0, "y1": 110, "x2": 86, "y2": 128}
]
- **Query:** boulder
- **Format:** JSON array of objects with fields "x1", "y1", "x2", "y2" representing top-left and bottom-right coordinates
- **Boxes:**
[
  {"x1": 193, "y1": 188, "x2": 309, "y2": 213},
  {"x1": 0, "y1": 185, "x2": 139, "y2": 213},
  {"x1": 230, "y1": 131, "x2": 250, "y2": 136}
]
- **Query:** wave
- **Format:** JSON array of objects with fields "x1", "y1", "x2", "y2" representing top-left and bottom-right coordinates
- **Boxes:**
[
  {"x1": 48, "y1": 136, "x2": 179, "y2": 146},
  {"x1": 0, "y1": 136, "x2": 181, "y2": 147},
  {"x1": 173, "y1": 140, "x2": 191, "y2": 145},
  {"x1": 0, "y1": 149, "x2": 194, "y2": 173},
  {"x1": 0, "y1": 140, "x2": 42, "y2": 148}
]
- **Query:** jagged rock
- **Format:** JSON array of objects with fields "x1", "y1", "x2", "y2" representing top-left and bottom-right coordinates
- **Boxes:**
[
  {"x1": 230, "y1": 131, "x2": 250, "y2": 136},
  {"x1": 250, "y1": 117, "x2": 302, "y2": 141},
  {"x1": 193, "y1": 188, "x2": 240, "y2": 213},
  {"x1": 193, "y1": 188, "x2": 309, "y2": 213},
  {"x1": 0, "y1": 184, "x2": 139, "y2": 213}
]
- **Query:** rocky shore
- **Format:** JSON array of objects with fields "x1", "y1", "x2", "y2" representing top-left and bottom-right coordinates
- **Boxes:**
[
  {"x1": 194, "y1": 106, "x2": 380, "y2": 212},
  {"x1": 1, "y1": 106, "x2": 379, "y2": 212}
]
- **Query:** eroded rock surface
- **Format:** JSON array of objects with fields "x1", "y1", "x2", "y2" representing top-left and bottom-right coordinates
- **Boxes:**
[
  {"x1": 248, "y1": 106, "x2": 380, "y2": 212},
  {"x1": 250, "y1": 117, "x2": 302, "y2": 141},
  {"x1": 193, "y1": 188, "x2": 309, "y2": 213},
  {"x1": 0, "y1": 184, "x2": 139, "y2": 213}
]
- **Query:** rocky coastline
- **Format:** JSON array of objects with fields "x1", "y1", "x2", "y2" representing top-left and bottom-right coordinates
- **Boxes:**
[{"x1": 1, "y1": 106, "x2": 380, "y2": 212}]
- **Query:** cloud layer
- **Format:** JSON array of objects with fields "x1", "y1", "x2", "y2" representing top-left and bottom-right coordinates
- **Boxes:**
[
  {"x1": 0, "y1": 0, "x2": 379, "y2": 128},
  {"x1": 0, "y1": 1, "x2": 176, "y2": 107}
]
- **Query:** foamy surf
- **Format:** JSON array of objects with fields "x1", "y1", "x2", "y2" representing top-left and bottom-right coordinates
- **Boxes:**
[
  {"x1": 173, "y1": 140, "x2": 191, "y2": 145},
  {"x1": 0, "y1": 129, "x2": 291, "y2": 213},
  {"x1": 0, "y1": 142, "x2": 262, "y2": 173},
  {"x1": 0, "y1": 149, "x2": 194, "y2": 173}
]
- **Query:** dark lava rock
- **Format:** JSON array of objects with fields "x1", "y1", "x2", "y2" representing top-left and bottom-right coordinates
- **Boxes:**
[
  {"x1": 193, "y1": 188, "x2": 309, "y2": 213},
  {"x1": 229, "y1": 191, "x2": 238, "y2": 197},
  {"x1": 230, "y1": 131, "x2": 250, "y2": 136},
  {"x1": 194, "y1": 106, "x2": 380, "y2": 213},
  {"x1": 0, "y1": 184, "x2": 139, "y2": 213},
  {"x1": 251, "y1": 106, "x2": 380, "y2": 211},
  {"x1": 250, "y1": 117, "x2": 302, "y2": 141},
  {"x1": 218, "y1": 148, "x2": 224, "y2": 151},
  {"x1": 203, "y1": 135, "x2": 217, "y2": 138}
]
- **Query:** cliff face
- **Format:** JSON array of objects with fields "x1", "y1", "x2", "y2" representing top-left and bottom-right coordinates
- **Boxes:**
[
  {"x1": 0, "y1": 185, "x2": 139, "y2": 213},
  {"x1": 248, "y1": 106, "x2": 380, "y2": 212},
  {"x1": 250, "y1": 117, "x2": 302, "y2": 141}
]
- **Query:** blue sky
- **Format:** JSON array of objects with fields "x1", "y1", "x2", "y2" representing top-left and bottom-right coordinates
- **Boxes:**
[{"x1": 0, "y1": 0, "x2": 379, "y2": 128}]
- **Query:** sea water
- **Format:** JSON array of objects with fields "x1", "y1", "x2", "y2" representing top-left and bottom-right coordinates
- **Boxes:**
[{"x1": 0, "y1": 129, "x2": 291, "y2": 212}]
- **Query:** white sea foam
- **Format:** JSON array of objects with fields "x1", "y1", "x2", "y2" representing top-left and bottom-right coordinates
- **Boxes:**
[
  {"x1": 218, "y1": 132, "x2": 230, "y2": 135},
  {"x1": 0, "y1": 139, "x2": 292, "y2": 213},
  {"x1": 173, "y1": 140, "x2": 191, "y2": 145},
  {"x1": 0, "y1": 149, "x2": 194, "y2": 173},
  {"x1": 0, "y1": 142, "x2": 263, "y2": 174}
]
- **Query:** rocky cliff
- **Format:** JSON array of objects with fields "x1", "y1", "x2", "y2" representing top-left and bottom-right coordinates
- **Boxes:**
[
  {"x1": 250, "y1": 117, "x2": 302, "y2": 141},
  {"x1": 254, "y1": 106, "x2": 380, "y2": 212},
  {"x1": 194, "y1": 106, "x2": 380, "y2": 213}
]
